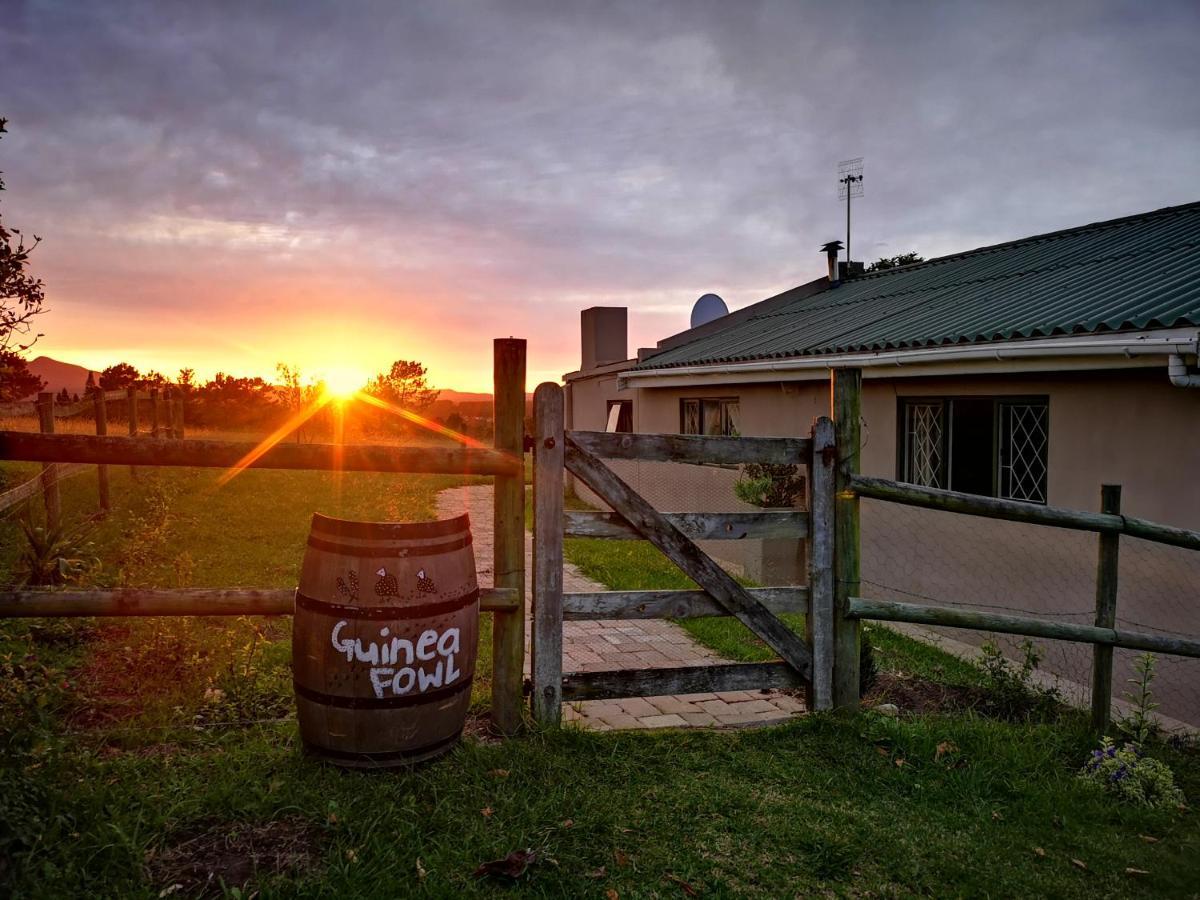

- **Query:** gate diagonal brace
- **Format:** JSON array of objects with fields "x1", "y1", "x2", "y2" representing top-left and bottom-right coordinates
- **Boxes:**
[{"x1": 563, "y1": 435, "x2": 812, "y2": 681}]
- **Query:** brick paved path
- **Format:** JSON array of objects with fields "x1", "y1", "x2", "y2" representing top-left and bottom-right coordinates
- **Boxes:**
[{"x1": 436, "y1": 485, "x2": 805, "y2": 730}]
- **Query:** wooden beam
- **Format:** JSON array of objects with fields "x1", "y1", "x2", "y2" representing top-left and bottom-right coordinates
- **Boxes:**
[
  {"x1": 532, "y1": 382, "x2": 565, "y2": 725},
  {"x1": 491, "y1": 338, "x2": 527, "y2": 734},
  {"x1": 831, "y1": 368, "x2": 862, "y2": 710},
  {"x1": 564, "y1": 509, "x2": 808, "y2": 541},
  {"x1": 560, "y1": 661, "x2": 804, "y2": 701},
  {"x1": 847, "y1": 596, "x2": 1200, "y2": 659},
  {"x1": 565, "y1": 435, "x2": 812, "y2": 680},
  {"x1": 0, "y1": 587, "x2": 520, "y2": 618},
  {"x1": 37, "y1": 393, "x2": 60, "y2": 530},
  {"x1": 1091, "y1": 485, "x2": 1121, "y2": 733},
  {"x1": 0, "y1": 431, "x2": 522, "y2": 477},
  {"x1": 851, "y1": 473, "x2": 1200, "y2": 552},
  {"x1": 807, "y1": 416, "x2": 835, "y2": 711},
  {"x1": 569, "y1": 430, "x2": 811, "y2": 466},
  {"x1": 563, "y1": 587, "x2": 807, "y2": 621},
  {"x1": 93, "y1": 390, "x2": 110, "y2": 512}
]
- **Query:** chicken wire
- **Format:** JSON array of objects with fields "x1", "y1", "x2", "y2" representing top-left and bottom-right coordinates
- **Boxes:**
[{"x1": 860, "y1": 498, "x2": 1199, "y2": 730}]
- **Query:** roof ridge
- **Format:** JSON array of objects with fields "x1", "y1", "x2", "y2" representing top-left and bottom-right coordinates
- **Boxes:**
[{"x1": 848, "y1": 200, "x2": 1200, "y2": 282}]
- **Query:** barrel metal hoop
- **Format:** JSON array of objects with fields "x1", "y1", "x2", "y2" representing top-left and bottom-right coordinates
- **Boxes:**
[
  {"x1": 295, "y1": 589, "x2": 479, "y2": 620},
  {"x1": 305, "y1": 534, "x2": 473, "y2": 558},
  {"x1": 305, "y1": 729, "x2": 463, "y2": 763},
  {"x1": 293, "y1": 676, "x2": 474, "y2": 709},
  {"x1": 310, "y1": 512, "x2": 470, "y2": 540}
]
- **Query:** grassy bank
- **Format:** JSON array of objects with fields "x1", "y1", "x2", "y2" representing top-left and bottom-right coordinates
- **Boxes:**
[{"x1": 1, "y1": 471, "x2": 1196, "y2": 896}]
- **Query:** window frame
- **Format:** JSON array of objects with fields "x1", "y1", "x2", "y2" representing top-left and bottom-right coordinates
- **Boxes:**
[
  {"x1": 895, "y1": 395, "x2": 1049, "y2": 503},
  {"x1": 679, "y1": 396, "x2": 740, "y2": 436},
  {"x1": 605, "y1": 399, "x2": 633, "y2": 433}
]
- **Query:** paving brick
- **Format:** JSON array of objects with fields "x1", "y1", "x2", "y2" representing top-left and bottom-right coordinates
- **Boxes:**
[
  {"x1": 596, "y1": 713, "x2": 645, "y2": 730},
  {"x1": 719, "y1": 699, "x2": 779, "y2": 715},
  {"x1": 617, "y1": 697, "x2": 661, "y2": 718},
  {"x1": 640, "y1": 713, "x2": 689, "y2": 728},
  {"x1": 696, "y1": 699, "x2": 732, "y2": 715},
  {"x1": 679, "y1": 711, "x2": 718, "y2": 726}
]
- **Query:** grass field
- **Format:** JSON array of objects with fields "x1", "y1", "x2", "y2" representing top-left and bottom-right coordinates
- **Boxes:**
[{"x1": 0, "y1": 456, "x2": 1197, "y2": 896}]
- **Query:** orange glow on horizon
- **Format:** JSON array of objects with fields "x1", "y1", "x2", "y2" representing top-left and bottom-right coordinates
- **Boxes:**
[{"x1": 216, "y1": 385, "x2": 486, "y2": 487}]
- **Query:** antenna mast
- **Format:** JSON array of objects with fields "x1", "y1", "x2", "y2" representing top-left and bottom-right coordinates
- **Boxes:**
[{"x1": 837, "y1": 157, "x2": 864, "y2": 269}]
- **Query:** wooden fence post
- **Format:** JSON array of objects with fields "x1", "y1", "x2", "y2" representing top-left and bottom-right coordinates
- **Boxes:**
[
  {"x1": 150, "y1": 387, "x2": 161, "y2": 438},
  {"x1": 37, "y1": 392, "x2": 61, "y2": 530},
  {"x1": 1091, "y1": 484, "x2": 1122, "y2": 733},
  {"x1": 806, "y1": 416, "x2": 835, "y2": 710},
  {"x1": 831, "y1": 368, "x2": 862, "y2": 710},
  {"x1": 93, "y1": 391, "x2": 110, "y2": 512},
  {"x1": 532, "y1": 382, "x2": 565, "y2": 725},
  {"x1": 172, "y1": 391, "x2": 185, "y2": 439},
  {"x1": 492, "y1": 338, "x2": 527, "y2": 734},
  {"x1": 126, "y1": 386, "x2": 139, "y2": 478}
]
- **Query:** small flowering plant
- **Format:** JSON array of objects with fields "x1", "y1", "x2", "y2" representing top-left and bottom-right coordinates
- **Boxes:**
[{"x1": 1078, "y1": 737, "x2": 1185, "y2": 809}]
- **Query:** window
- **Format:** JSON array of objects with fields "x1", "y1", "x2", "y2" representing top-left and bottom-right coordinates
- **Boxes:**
[
  {"x1": 680, "y1": 398, "x2": 740, "y2": 436},
  {"x1": 898, "y1": 396, "x2": 1048, "y2": 503},
  {"x1": 605, "y1": 399, "x2": 633, "y2": 433}
]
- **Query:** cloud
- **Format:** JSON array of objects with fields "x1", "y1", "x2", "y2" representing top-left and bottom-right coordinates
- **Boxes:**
[{"x1": 2, "y1": 0, "x2": 1199, "y2": 387}]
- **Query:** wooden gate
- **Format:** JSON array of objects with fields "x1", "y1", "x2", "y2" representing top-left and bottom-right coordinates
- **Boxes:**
[{"x1": 529, "y1": 382, "x2": 836, "y2": 724}]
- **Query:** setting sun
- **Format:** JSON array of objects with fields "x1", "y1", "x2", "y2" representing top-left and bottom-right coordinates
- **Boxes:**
[{"x1": 321, "y1": 366, "x2": 368, "y2": 399}]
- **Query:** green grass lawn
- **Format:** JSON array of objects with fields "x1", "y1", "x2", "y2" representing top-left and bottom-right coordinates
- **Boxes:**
[{"x1": 0, "y1": 467, "x2": 1196, "y2": 896}]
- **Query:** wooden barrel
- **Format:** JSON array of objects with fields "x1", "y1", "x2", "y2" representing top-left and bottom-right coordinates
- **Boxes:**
[{"x1": 293, "y1": 512, "x2": 478, "y2": 768}]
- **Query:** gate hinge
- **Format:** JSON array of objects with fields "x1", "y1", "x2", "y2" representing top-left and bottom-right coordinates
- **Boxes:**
[
  {"x1": 522, "y1": 434, "x2": 535, "y2": 453},
  {"x1": 821, "y1": 444, "x2": 837, "y2": 467}
]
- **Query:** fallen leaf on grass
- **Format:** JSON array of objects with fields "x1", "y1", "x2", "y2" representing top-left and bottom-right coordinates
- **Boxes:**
[
  {"x1": 1033, "y1": 847, "x2": 1046, "y2": 858},
  {"x1": 345, "y1": 848, "x2": 358, "y2": 863},
  {"x1": 991, "y1": 810, "x2": 1004, "y2": 821},
  {"x1": 613, "y1": 848, "x2": 629, "y2": 867},
  {"x1": 488, "y1": 769, "x2": 510, "y2": 779},
  {"x1": 1070, "y1": 858, "x2": 1088, "y2": 871},
  {"x1": 934, "y1": 741, "x2": 958, "y2": 761},
  {"x1": 666, "y1": 873, "x2": 701, "y2": 895},
  {"x1": 894, "y1": 758, "x2": 906, "y2": 768},
  {"x1": 416, "y1": 858, "x2": 427, "y2": 881},
  {"x1": 481, "y1": 807, "x2": 493, "y2": 818},
  {"x1": 587, "y1": 866, "x2": 607, "y2": 879},
  {"x1": 1139, "y1": 834, "x2": 1159, "y2": 844},
  {"x1": 605, "y1": 890, "x2": 619, "y2": 900},
  {"x1": 473, "y1": 849, "x2": 537, "y2": 880},
  {"x1": 561, "y1": 819, "x2": 574, "y2": 828},
  {"x1": 1125, "y1": 867, "x2": 1150, "y2": 876}
]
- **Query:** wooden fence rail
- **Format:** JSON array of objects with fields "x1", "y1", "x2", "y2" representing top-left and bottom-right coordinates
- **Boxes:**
[
  {"x1": 846, "y1": 597, "x2": 1200, "y2": 659},
  {"x1": 0, "y1": 587, "x2": 520, "y2": 618},
  {"x1": 850, "y1": 473, "x2": 1200, "y2": 552},
  {"x1": 0, "y1": 431, "x2": 521, "y2": 476}
]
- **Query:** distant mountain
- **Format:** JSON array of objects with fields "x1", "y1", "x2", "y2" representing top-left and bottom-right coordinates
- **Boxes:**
[
  {"x1": 428, "y1": 389, "x2": 533, "y2": 418},
  {"x1": 24, "y1": 356, "x2": 96, "y2": 399}
]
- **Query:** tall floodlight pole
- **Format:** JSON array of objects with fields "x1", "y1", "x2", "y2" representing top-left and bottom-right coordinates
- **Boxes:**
[{"x1": 837, "y1": 158, "x2": 864, "y2": 269}]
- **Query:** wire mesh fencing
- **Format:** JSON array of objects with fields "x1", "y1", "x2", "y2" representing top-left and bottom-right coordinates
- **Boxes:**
[{"x1": 860, "y1": 498, "x2": 1199, "y2": 730}]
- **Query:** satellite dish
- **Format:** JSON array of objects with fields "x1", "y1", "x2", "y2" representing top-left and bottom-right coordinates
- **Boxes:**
[{"x1": 690, "y1": 293, "x2": 728, "y2": 328}]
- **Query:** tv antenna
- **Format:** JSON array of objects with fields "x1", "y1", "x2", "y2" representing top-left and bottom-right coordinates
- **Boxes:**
[{"x1": 837, "y1": 157, "x2": 864, "y2": 269}]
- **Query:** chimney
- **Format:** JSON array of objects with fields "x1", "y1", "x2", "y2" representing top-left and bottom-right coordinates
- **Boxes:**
[
  {"x1": 821, "y1": 240, "x2": 844, "y2": 287},
  {"x1": 581, "y1": 307, "x2": 628, "y2": 371}
]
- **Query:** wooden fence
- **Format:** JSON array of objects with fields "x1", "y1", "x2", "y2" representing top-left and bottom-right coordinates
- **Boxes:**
[
  {"x1": 0, "y1": 387, "x2": 186, "y2": 526},
  {"x1": 0, "y1": 340, "x2": 529, "y2": 735},
  {"x1": 832, "y1": 368, "x2": 1200, "y2": 732}
]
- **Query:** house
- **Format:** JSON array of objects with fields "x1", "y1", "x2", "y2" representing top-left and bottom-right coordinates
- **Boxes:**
[{"x1": 563, "y1": 201, "x2": 1200, "y2": 725}]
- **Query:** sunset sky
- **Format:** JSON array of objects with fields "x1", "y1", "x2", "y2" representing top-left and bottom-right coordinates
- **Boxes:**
[{"x1": 2, "y1": 0, "x2": 1199, "y2": 391}]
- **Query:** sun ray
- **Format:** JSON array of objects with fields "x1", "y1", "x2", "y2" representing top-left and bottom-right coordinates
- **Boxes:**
[
  {"x1": 352, "y1": 391, "x2": 487, "y2": 448},
  {"x1": 217, "y1": 393, "x2": 336, "y2": 486}
]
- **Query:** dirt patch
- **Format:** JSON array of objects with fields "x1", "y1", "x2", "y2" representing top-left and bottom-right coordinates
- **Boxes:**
[
  {"x1": 864, "y1": 672, "x2": 986, "y2": 715},
  {"x1": 462, "y1": 709, "x2": 504, "y2": 744},
  {"x1": 145, "y1": 817, "x2": 321, "y2": 897}
]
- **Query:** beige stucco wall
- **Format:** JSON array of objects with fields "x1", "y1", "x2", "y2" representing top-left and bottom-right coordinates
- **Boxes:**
[
  {"x1": 634, "y1": 369, "x2": 1200, "y2": 528},
  {"x1": 629, "y1": 368, "x2": 1200, "y2": 725}
]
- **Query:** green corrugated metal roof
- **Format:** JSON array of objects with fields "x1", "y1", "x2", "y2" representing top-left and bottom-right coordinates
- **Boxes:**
[{"x1": 635, "y1": 201, "x2": 1200, "y2": 370}]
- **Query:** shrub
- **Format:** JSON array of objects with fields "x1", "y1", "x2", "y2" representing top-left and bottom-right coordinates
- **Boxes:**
[
  {"x1": 1115, "y1": 653, "x2": 1161, "y2": 746},
  {"x1": 16, "y1": 517, "x2": 100, "y2": 587},
  {"x1": 1079, "y1": 738, "x2": 1185, "y2": 809},
  {"x1": 734, "y1": 463, "x2": 806, "y2": 508},
  {"x1": 977, "y1": 639, "x2": 1061, "y2": 721}
]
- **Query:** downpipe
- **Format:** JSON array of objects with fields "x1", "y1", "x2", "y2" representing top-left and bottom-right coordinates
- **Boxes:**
[{"x1": 1168, "y1": 354, "x2": 1200, "y2": 388}]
